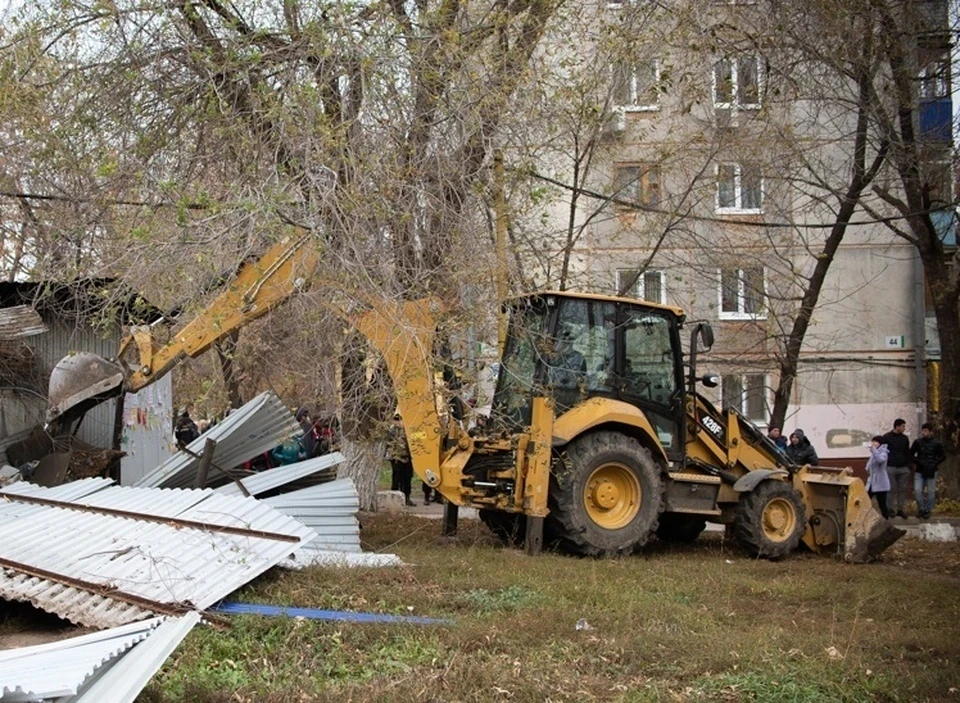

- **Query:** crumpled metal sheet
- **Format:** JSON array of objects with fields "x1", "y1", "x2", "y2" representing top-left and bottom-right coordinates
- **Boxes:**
[
  {"x1": 0, "y1": 305, "x2": 47, "y2": 340},
  {"x1": 0, "y1": 481, "x2": 315, "y2": 628},
  {"x1": 134, "y1": 391, "x2": 300, "y2": 489},
  {"x1": 0, "y1": 617, "x2": 162, "y2": 701},
  {"x1": 213, "y1": 452, "x2": 344, "y2": 497}
]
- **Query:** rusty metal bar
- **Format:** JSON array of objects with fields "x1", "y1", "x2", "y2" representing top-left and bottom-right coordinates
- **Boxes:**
[
  {"x1": 196, "y1": 438, "x2": 217, "y2": 489},
  {"x1": 0, "y1": 493, "x2": 301, "y2": 543},
  {"x1": 181, "y1": 444, "x2": 251, "y2": 497},
  {"x1": 0, "y1": 554, "x2": 194, "y2": 618}
]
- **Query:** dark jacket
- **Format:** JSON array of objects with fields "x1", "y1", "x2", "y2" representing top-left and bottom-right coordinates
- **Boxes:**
[
  {"x1": 299, "y1": 418, "x2": 320, "y2": 458},
  {"x1": 910, "y1": 435, "x2": 946, "y2": 478},
  {"x1": 386, "y1": 423, "x2": 411, "y2": 463},
  {"x1": 881, "y1": 431, "x2": 911, "y2": 467},
  {"x1": 785, "y1": 429, "x2": 819, "y2": 466},
  {"x1": 174, "y1": 412, "x2": 199, "y2": 447}
]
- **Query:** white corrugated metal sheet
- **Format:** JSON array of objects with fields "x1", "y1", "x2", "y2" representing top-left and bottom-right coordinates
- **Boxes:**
[
  {"x1": 262, "y1": 478, "x2": 362, "y2": 554},
  {"x1": 0, "y1": 305, "x2": 47, "y2": 340},
  {"x1": 134, "y1": 392, "x2": 300, "y2": 489},
  {"x1": 0, "y1": 617, "x2": 162, "y2": 701},
  {"x1": 214, "y1": 452, "x2": 344, "y2": 497},
  {"x1": 0, "y1": 478, "x2": 116, "y2": 527},
  {"x1": 67, "y1": 612, "x2": 201, "y2": 703},
  {"x1": 282, "y1": 550, "x2": 403, "y2": 569},
  {"x1": 0, "y1": 482, "x2": 316, "y2": 628}
]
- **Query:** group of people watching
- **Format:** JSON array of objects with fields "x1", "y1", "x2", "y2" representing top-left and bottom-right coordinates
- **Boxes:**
[
  {"x1": 866, "y1": 419, "x2": 944, "y2": 520},
  {"x1": 767, "y1": 426, "x2": 819, "y2": 466},
  {"x1": 174, "y1": 403, "x2": 339, "y2": 469},
  {"x1": 768, "y1": 418, "x2": 944, "y2": 520}
]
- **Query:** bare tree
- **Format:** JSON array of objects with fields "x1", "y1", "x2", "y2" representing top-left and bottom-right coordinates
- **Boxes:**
[{"x1": 2, "y1": 0, "x2": 566, "y2": 505}]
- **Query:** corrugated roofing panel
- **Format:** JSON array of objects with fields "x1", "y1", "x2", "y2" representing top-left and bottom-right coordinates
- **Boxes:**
[
  {"x1": 68, "y1": 612, "x2": 201, "y2": 703},
  {"x1": 0, "y1": 305, "x2": 47, "y2": 340},
  {"x1": 0, "y1": 478, "x2": 116, "y2": 527},
  {"x1": 214, "y1": 452, "x2": 345, "y2": 497},
  {"x1": 263, "y1": 479, "x2": 361, "y2": 553},
  {"x1": 0, "y1": 617, "x2": 162, "y2": 701},
  {"x1": 134, "y1": 391, "x2": 300, "y2": 489},
  {"x1": 0, "y1": 485, "x2": 316, "y2": 628}
]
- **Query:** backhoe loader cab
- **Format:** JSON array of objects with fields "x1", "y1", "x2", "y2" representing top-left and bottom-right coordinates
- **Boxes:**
[{"x1": 492, "y1": 292, "x2": 686, "y2": 455}]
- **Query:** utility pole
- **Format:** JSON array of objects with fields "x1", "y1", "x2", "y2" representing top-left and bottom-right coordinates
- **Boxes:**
[{"x1": 494, "y1": 150, "x2": 509, "y2": 352}]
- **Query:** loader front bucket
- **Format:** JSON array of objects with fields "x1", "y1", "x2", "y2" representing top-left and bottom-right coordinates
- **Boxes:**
[
  {"x1": 46, "y1": 352, "x2": 126, "y2": 426},
  {"x1": 793, "y1": 465, "x2": 905, "y2": 562}
]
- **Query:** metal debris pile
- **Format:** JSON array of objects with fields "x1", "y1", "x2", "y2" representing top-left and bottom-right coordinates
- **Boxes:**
[{"x1": 0, "y1": 393, "x2": 400, "y2": 702}]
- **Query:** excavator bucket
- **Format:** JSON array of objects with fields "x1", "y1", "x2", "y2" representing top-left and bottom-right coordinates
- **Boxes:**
[
  {"x1": 793, "y1": 465, "x2": 905, "y2": 562},
  {"x1": 46, "y1": 352, "x2": 126, "y2": 425}
]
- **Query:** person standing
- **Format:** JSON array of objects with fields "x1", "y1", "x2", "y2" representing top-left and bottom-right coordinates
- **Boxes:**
[
  {"x1": 296, "y1": 407, "x2": 320, "y2": 459},
  {"x1": 881, "y1": 418, "x2": 911, "y2": 518},
  {"x1": 387, "y1": 414, "x2": 415, "y2": 507},
  {"x1": 909, "y1": 422, "x2": 945, "y2": 519},
  {"x1": 785, "y1": 429, "x2": 818, "y2": 466},
  {"x1": 865, "y1": 435, "x2": 891, "y2": 519},
  {"x1": 174, "y1": 405, "x2": 200, "y2": 449},
  {"x1": 767, "y1": 426, "x2": 787, "y2": 451}
]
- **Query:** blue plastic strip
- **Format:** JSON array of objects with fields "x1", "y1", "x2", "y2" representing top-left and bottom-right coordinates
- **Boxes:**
[{"x1": 212, "y1": 601, "x2": 453, "y2": 626}]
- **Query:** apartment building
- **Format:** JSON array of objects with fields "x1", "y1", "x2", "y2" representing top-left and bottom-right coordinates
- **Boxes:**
[{"x1": 552, "y1": 0, "x2": 953, "y2": 465}]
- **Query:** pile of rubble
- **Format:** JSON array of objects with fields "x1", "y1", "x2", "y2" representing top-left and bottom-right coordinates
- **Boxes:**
[{"x1": 0, "y1": 392, "x2": 401, "y2": 702}]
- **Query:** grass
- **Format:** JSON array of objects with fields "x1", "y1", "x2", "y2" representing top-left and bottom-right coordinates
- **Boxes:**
[{"x1": 132, "y1": 513, "x2": 959, "y2": 702}]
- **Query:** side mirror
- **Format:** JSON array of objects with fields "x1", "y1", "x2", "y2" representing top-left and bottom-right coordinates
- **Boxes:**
[
  {"x1": 700, "y1": 374, "x2": 720, "y2": 388},
  {"x1": 698, "y1": 323, "x2": 715, "y2": 350}
]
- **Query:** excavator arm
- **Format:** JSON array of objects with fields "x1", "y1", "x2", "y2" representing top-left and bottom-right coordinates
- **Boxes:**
[
  {"x1": 123, "y1": 231, "x2": 320, "y2": 392},
  {"x1": 47, "y1": 230, "x2": 319, "y2": 423},
  {"x1": 45, "y1": 229, "x2": 448, "y2": 486}
]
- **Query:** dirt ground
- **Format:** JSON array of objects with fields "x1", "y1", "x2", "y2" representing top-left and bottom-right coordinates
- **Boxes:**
[{"x1": 884, "y1": 534, "x2": 960, "y2": 578}]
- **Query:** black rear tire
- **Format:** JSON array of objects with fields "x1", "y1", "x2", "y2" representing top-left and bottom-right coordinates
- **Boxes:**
[
  {"x1": 656, "y1": 513, "x2": 707, "y2": 543},
  {"x1": 734, "y1": 480, "x2": 806, "y2": 559},
  {"x1": 547, "y1": 431, "x2": 663, "y2": 556}
]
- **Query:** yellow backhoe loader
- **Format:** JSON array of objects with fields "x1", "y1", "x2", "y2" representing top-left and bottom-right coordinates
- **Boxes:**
[{"x1": 43, "y1": 228, "x2": 903, "y2": 562}]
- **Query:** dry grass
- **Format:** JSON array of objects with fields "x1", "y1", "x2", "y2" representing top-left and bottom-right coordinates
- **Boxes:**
[{"x1": 131, "y1": 513, "x2": 959, "y2": 701}]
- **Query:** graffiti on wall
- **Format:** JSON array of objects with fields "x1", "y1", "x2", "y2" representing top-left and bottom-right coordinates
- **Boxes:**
[{"x1": 786, "y1": 402, "x2": 922, "y2": 460}]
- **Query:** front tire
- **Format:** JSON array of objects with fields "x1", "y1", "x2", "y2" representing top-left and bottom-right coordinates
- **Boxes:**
[
  {"x1": 734, "y1": 480, "x2": 806, "y2": 559},
  {"x1": 547, "y1": 432, "x2": 664, "y2": 556}
]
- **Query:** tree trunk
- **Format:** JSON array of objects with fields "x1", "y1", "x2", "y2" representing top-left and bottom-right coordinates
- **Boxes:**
[
  {"x1": 215, "y1": 331, "x2": 243, "y2": 409},
  {"x1": 338, "y1": 436, "x2": 384, "y2": 512},
  {"x1": 923, "y1": 253, "x2": 960, "y2": 500}
]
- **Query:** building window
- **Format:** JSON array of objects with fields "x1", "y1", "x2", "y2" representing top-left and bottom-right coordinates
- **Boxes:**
[
  {"x1": 613, "y1": 59, "x2": 660, "y2": 111},
  {"x1": 719, "y1": 267, "x2": 766, "y2": 319},
  {"x1": 614, "y1": 164, "x2": 661, "y2": 208},
  {"x1": 617, "y1": 269, "x2": 666, "y2": 304},
  {"x1": 713, "y1": 56, "x2": 761, "y2": 109},
  {"x1": 722, "y1": 374, "x2": 768, "y2": 424},
  {"x1": 919, "y1": 55, "x2": 950, "y2": 99},
  {"x1": 716, "y1": 162, "x2": 762, "y2": 212}
]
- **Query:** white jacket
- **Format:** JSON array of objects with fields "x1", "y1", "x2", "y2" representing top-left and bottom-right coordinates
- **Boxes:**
[{"x1": 865, "y1": 444, "x2": 891, "y2": 493}]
